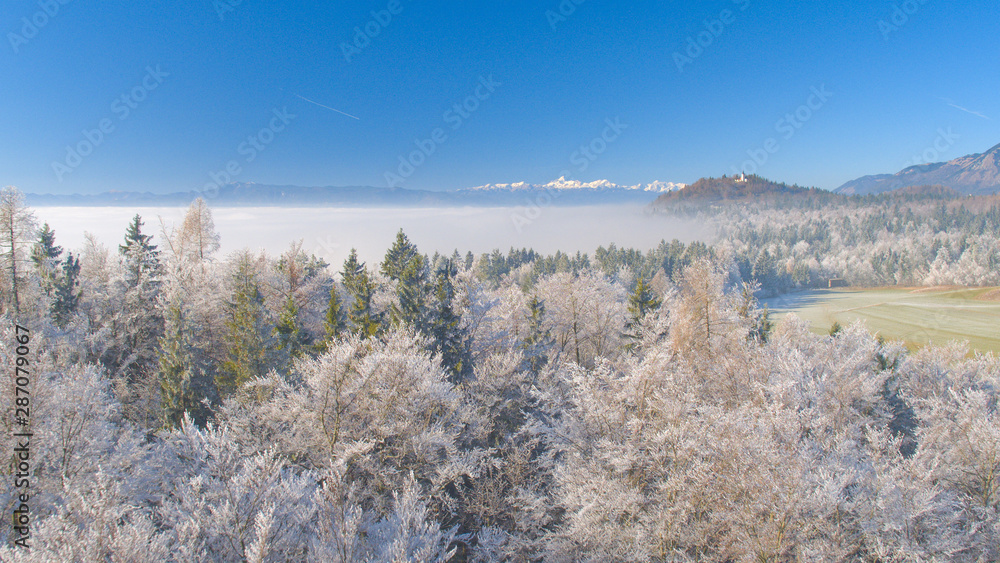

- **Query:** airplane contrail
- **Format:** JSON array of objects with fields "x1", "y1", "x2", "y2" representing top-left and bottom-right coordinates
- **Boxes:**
[
  {"x1": 941, "y1": 98, "x2": 990, "y2": 120},
  {"x1": 290, "y1": 92, "x2": 361, "y2": 120}
]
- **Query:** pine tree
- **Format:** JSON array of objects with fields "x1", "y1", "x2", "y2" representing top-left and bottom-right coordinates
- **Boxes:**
[
  {"x1": 340, "y1": 248, "x2": 364, "y2": 293},
  {"x1": 391, "y1": 253, "x2": 429, "y2": 330},
  {"x1": 32, "y1": 222, "x2": 62, "y2": 263},
  {"x1": 624, "y1": 276, "x2": 661, "y2": 351},
  {"x1": 51, "y1": 252, "x2": 80, "y2": 327},
  {"x1": 32, "y1": 222, "x2": 62, "y2": 296},
  {"x1": 217, "y1": 253, "x2": 277, "y2": 398},
  {"x1": 750, "y1": 305, "x2": 773, "y2": 344},
  {"x1": 347, "y1": 266, "x2": 381, "y2": 339},
  {"x1": 120, "y1": 214, "x2": 156, "y2": 254},
  {"x1": 273, "y1": 242, "x2": 325, "y2": 362},
  {"x1": 158, "y1": 303, "x2": 207, "y2": 428},
  {"x1": 340, "y1": 248, "x2": 382, "y2": 338},
  {"x1": 316, "y1": 283, "x2": 345, "y2": 352},
  {"x1": 751, "y1": 249, "x2": 778, "y2": 292},
  {"x1": 119, "y1": 214, "x2": 160, "y2": 289},
  {"x1": 274, "y1": 294, "x2": 307, "y2": 361},
  {"x1": 381, "y1": 230, "x2": 430, "y2": 330},
  {"x1": 736, "y1": 281, "x2": 773, "y2": 344},
  {"x1": 27, "y1": 223, "x2": 83, "y2": 328},
  {"x1": 381, "y1": 229, "x2": 419, "y2": 281},
  {"x1": 109, "y1": 215, "x2": 164, "y2": 381},
  {"x1": 339, "y1": 249, "x2": 381, "y2": 339},
  {"x1": 428, "y1": 260, "x2": 471, "y2": 382},
  {"x1": 521, "y1": 294, "x2": 553, "y2": 374}
]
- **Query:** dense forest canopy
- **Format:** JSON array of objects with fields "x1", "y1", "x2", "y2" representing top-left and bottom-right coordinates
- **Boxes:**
[
  {"x1": 0, "y1": 185, "x2": 997, "y2": 561},
  {"x1": 652, "y1": 176, "x2": 1000, "y2": 293}
]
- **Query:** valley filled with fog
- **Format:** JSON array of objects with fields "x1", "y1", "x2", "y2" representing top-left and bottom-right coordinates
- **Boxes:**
[{"x1": 36, "y1": 205, "x2": 711, "y2": 266}]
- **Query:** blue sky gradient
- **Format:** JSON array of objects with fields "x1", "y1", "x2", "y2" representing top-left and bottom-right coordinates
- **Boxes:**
[{"x1": 2, "y1": 0, "x2": 998, "y2": 194}]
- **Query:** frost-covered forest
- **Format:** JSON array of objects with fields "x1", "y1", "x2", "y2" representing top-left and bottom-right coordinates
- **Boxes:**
[
  {"x1": 1, "y1": 185, "x2": 999, "y2": 561},
  {"x1": 654, "y1": 183, "x2": 1000, "y2": 293}
]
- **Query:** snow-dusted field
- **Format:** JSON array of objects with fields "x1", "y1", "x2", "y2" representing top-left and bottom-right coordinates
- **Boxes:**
[{"x1": 32, "y1": 205, "x2": 710, "y2": 266}]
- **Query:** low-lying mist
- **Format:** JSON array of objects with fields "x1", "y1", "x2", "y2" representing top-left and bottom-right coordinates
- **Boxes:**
[{"x1": 34, "y1": 205, "x2": 712, "y2": 266}]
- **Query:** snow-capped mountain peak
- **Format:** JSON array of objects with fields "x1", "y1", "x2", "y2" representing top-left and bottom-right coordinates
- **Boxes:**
[{"x1": 467, "y1": 178, "x2": 685, "y2": 193}]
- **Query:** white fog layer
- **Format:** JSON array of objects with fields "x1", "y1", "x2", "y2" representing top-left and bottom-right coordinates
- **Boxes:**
[{"x1": 33, "y1": 205, "x2": 711, "y2": 265}]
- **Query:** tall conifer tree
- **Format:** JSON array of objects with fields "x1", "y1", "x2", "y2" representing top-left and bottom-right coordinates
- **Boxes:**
[{"x1": 217, "y1": 253, "x2": 277, "y2": 397}]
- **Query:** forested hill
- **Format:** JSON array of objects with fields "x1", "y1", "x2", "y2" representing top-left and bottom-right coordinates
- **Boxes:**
[{"x1": 650, "y1": 175, "x2": 835, "y2": 207}]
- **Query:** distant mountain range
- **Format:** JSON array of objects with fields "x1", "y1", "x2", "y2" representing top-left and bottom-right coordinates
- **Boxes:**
[
  {"x1": 468, "y1": 177, "x2": 685, "y2": 193},
  {"x1": 25, "y1": 178, "x2": 685, "y2": 207},
  {"x1": 29, "y1": 141, "x2": 1000, "y2": 207},
  {"x1": 836, "y1": 142, "x2": 1000, "y2": 196}
]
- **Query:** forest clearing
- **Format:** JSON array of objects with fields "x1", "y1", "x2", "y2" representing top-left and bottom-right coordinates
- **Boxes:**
[{"x1": 765, "y1": 287, "x2": 1000, "y2": 354}]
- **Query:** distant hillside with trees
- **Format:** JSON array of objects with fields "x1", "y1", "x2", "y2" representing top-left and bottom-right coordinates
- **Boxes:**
[{"x1": 651, "y1": 174, "x2": 835, "y2": 207}]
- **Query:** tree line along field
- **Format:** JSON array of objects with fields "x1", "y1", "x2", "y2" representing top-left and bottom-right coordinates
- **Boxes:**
[
  {"x1": 764, "y1": 287, "x2": 1000, "y2": 355},
  {"x1": 0, "y1": 184, "x2": 998, "y2": 561}
]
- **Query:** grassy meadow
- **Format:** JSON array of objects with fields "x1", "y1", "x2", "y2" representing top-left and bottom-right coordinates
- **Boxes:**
[{"x1": 764, "y1": 287, "x2": 1000, "y2": 355}]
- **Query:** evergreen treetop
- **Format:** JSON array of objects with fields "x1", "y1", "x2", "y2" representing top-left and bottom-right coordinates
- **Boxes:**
[
  {"x1": 381, "y1": 229, "x2": 421, "y2": 281},
  {"x1": 119, "y1": 214, "x2": 158, "y2": 256}
]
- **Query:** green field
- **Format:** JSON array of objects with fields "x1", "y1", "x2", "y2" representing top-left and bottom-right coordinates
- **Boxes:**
[{"x1": 763, "y1": 287, "x2": 1000, "y2": 355}]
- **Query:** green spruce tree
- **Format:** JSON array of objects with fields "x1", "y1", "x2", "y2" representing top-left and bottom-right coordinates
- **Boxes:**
[
  {"x1": 381, "y1": 230, "x2": 430, "y2": 330},
  {"x1": 347, "y1": 266, "x2": 381, "y2": 339},
  {"x1": 217, "y1": 253, "x2": 277, "y2": 398},
  {"x1": 340, "y1": 249, "x2": 381, "y2": 339},
  {"x1": 31, "y1": 222, "x2": 62, "y2": 296},
  {"x1": 109, "y1": 215, "x2": 165, "y2": 381},
  {"x1": 624, "y1": 276, "x2": 661, "y2": 351},
  {"x1": 381, "y1": 229, "x2": 419, "y2": 281},
  {"x1": 316, "y1": 283, "x2": 346, "y2": 352},
  {"x1": 51, "y1": 252, "x2": 80, "y2": 327},
  {"x1": 736, "y1": 281, "x2": 773, "y2": 344},
  {"x1": 522, "y1": 294, "x2": 554, "y2": 373},
  {"x1": 829, "y1": 321, "x2": 843, "y2": 337},
  {"x1": 391, "y1": 253, "x2": 429, "y2": 330},
  {"x1": 274, "y1": 294, "x2": 307, "y2": 360},
  {"x1": 158, "y1": 303, "x2": 209, "y2": 427},
  {"x1": 119, "y1": 214, "x2": 160, "y2": 289},
  {"x1": 341, "y1": 248, "x2": 364, "y2": 292},
  {"x1": 428, "y1": 260, "x2": 471, "y2": 382}
]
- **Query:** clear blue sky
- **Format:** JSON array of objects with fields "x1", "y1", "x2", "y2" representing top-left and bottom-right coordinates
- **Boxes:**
[{"x1": 2, "y1": 0, "x2": 998, "y2": 194}]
